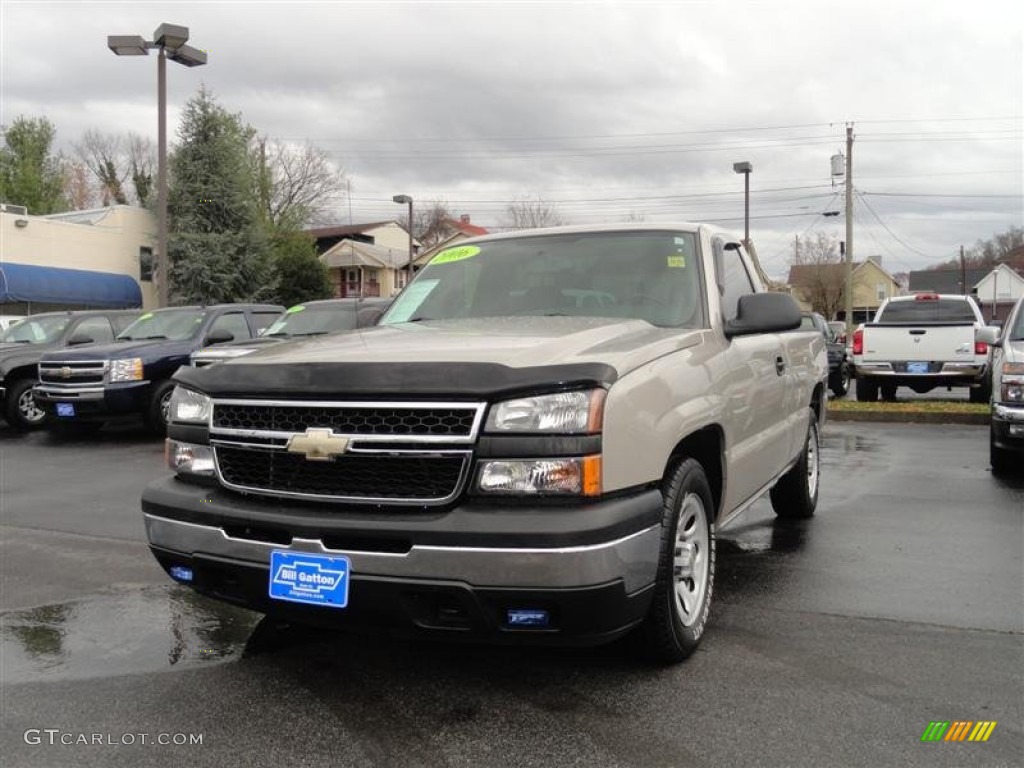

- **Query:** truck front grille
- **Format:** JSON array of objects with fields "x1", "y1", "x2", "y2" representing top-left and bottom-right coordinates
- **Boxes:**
[
  {"x1": 39, "y1": 360, "x2": 107, "y2": 386},
  {"x1": 215, "y1": 447, "x2": 468, "y2": 503},
  {"x1": 208, "y1": 398, "x2": 485, "y2": 505}
]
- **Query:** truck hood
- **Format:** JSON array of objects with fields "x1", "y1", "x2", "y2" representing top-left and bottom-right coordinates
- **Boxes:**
[
  {"x1": 39, "y1": 338, "x2": 196, "y2": 362},
  {"x1": 177, "y1": 317, "x2": 704, "y2": 399}
]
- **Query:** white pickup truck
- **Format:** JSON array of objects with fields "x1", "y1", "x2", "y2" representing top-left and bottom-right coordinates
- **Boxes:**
[{"x1": 853, "y1": 293, "x2": 993, "y2": 402}]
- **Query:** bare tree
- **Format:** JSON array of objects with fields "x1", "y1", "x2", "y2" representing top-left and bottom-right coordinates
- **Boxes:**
[
  {"x1": 76, "y1": 129, "x2": 128, "y2": 205},
  {"x1": 792, "y1": 232, "x2": 845, "y2": 319},
  {"x1": 503, "y1": 195, "x2": 565, "y2": 230},
  {"x1": 257, "y1": 138, "x2": 346, "y2": 227},
  {"x1": 63, "y1": 161, "x2": 97, "y2": 210},
  {"x1": 127, "y1": 134, "x2": 155, "y2": 207},
  {"x1": 413, "y1": 198, "x2": 453, "y2": 246}
]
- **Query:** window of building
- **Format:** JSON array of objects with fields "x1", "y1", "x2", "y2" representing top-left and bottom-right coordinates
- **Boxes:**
[{"x1": 139, "y1": 247, "x2": 154, "y2": 282}]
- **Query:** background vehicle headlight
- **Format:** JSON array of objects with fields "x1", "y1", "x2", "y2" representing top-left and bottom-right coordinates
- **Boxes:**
[
  {"x1": 109, "y1": 358, "x2": 143, "y2": 382},
  {"x1": 168, "y1": 387, "x2": 212, "y2": 424},
  {"x1": 1001, "y1": 363, "x2": 1024, "y2": 402},
  {"x1": 485, "y1": 390, "x2": 605, "y2": 433},
  {"x1": 477, "y1": 457, "x2": 601, "y2": 496}
]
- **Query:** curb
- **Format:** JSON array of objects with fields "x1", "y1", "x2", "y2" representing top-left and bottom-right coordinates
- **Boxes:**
[{"x1": 827, "y1": 409, "x2": 988, "y2": 426}]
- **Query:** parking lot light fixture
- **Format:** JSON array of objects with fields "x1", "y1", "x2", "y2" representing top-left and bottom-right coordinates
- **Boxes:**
[
  {"x1": 732, "y1": 161, "x2": 753, "y2": 250},
  {"x1": 107, "y1": 23, "x2": 207, "y2": 308}
]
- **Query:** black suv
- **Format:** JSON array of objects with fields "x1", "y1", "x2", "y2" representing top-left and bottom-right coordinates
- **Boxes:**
[
  {"x1": 0, "y1": 310, "x2": 142, "y2": 430},
  {"x1": 34, "y1": 304, "x2": 282, "y2": 433},
  {"x1": 801, "y1": 312, "x2": 852, "y2": 397}
]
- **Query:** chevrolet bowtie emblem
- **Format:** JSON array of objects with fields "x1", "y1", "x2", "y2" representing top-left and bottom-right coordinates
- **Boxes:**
[
  {"x1": 286, "y1": 428, "x2": 350, "y2": 461},
  {"x1": 60, "y1": 366, "x2": 72, "y2": 379}
]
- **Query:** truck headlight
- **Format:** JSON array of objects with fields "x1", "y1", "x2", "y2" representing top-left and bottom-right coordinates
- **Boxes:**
[
  {"x1": 1002, "y1": 363, "x2": 1024, "y2": 403},
  {"x1": 485, "y1": 390, "x2": 605, "y2": 433},
  {"x1": 109, "y1": 358, "x2": 143, "y2": 382},
  {"x1": 165, "y1": 439, "x2": 215, "y2": 476},
  {"x1": 168, "y1": 386, "x2": 212, "y2": 424},
  {"x1": 477, "y1": 456, "x2": 602, "y2": 496}
]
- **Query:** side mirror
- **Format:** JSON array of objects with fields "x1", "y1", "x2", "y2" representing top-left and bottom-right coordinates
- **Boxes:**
[
  {"x1": 205, "y1": 329, "x2": 235, "y2": 345},
  {"x1": 725, "y1": 293, "x2": 802, "y2": 338},
  {"x1": 976, "y1": 326, "x2": 1001, "y2": 347},
  {"x1": 67, "y1": 334, "x2": 96, "y2": 346}
]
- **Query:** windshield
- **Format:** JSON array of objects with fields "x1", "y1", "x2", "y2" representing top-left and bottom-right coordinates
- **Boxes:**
[
  {"x1": 0, "y1": 315, "x2": 69, "y2": 344},
  {"x1": 1009, "y1": 303, "x2": 1024, "y2": 341},
  {"x1": 263, "y1": 304, "x2": 358, "y2": 337},
  {"x1": 381, "y1": 230, "x2": 705, "y2": 328},
  {"x1": 877, "y1": 298, "x2": 978, "y2": 323},
  {"x1": 117, "y1": 308, "x2": 206, "y2": 341}
]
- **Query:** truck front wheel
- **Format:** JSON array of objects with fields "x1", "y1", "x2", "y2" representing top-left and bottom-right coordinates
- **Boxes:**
[
  {"x1": 770, "y1": 408, "x2": 820, "y2": 520},
  {"x1": 640, "y1": 458, "x2": 716, "y2": 663}
]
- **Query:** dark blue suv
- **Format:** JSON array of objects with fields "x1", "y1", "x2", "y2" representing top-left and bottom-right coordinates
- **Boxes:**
[{"x1": 34, "y1": 303, "x2": 282, "y2": 433}]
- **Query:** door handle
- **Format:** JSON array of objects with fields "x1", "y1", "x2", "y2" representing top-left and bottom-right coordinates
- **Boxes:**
[{"x1": 775, "y1": 356, "x2": 786, "y2": 375}]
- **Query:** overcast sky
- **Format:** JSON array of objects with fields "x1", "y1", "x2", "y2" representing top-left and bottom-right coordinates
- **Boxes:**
[{"x1": 2, "y1": 0, "x2": 1022, "y2": 278}]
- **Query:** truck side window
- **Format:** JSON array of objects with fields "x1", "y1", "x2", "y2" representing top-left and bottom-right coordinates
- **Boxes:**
[
  {"x1": 713, "y1": 238, "x2": 755, "y2": 321},
  {"x1": 209, "y1": 312, "x2": 252, "y2": 341},
  {"x1": 73, "y1": 317, "x2": 115, "y2": 343}
]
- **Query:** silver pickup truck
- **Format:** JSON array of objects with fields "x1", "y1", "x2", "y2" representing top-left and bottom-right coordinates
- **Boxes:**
[{"x1": 143, "y1": 224, "x2": 827, "y2": 662}]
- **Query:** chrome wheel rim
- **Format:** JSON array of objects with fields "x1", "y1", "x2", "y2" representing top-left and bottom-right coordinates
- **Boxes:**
[
  {"x1": 673, "y1": 492, "x2": 710, "y2": 627},
  {"x1": 18, "y1": 388, "x2": 45, "y2": 424},
  {"x1": 159, "y1": 390, "x2": 173, "y2": 425},
  {"x1": 806, "y1": 423, "x2": 820, "y2": 499}
]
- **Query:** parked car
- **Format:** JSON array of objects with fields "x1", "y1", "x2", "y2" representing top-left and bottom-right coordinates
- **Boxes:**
[
  {"x1": 34, "y1": 303, "x2": 282, "y2": 433},
  {"x1": 146, "y1": 223, "x2": 826, "y2": 663},
  {"x1": 853, "y1": 293, "x2": 994, "y2": 402},
  {"x1": 977, "y1": 296, "x2": 1024, "y2": 475},
  {"x1": 800, "y1": 313, "x2": 852, "y2": 397},
  {"x1": 190, "y1": 298, "x2": 391, "y2": 367},
  {"x1": 0, "y1": 309, "x2": 142, "y2": 430}
]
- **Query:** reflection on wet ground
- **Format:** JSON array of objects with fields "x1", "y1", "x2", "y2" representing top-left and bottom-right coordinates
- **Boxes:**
[{"x1": 1, "y1": 586, "x2": 260, "y2": 684}]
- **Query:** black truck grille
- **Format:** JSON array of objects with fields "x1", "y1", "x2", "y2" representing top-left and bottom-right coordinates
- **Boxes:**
[
  {"x1": 39, "y1": 360, "x2": 106, "y2": 385},
  {"x1": 215, "y1": 447, "x2": 467, "y2": 502},
  {"x1": 212, "y1": 403, "x2": 478, "y2": 437}
]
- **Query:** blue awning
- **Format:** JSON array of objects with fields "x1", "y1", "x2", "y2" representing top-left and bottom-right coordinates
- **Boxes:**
[{"x1": 0, "y1": 263, "x2": 142, "y2": 308}]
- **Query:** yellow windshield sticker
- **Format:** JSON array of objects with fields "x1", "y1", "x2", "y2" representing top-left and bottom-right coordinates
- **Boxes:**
[
  {"x1": 138, "y1": 312, "x2": 153, "y2": 321},
  {"x1": 667, "y1": 255, "x2": 686, "y2": 268},
  {"x1": 286, "y1": 305, "x2": 306, "y2": 314},
  {"x1": 431, "y1": 245, "x2": 481, "y2": 265}
]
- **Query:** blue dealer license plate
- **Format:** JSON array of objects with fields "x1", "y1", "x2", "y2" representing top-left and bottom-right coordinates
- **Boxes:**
[
  {"x1": 906, "y1": 361, "x2": 929, "y2": 374},
  {"x1": 269, "y1": 551, "x2": 350, "y2": 608},
  {"x1": 56, "y1": 403, "x2": 75, "y2": 417}
]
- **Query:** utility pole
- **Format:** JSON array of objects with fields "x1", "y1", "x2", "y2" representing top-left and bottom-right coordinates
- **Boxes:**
[
  {"x1": 844, "y1": 123, "x2": 854, "y2": 335},
  {"x1": 960, "y1": 245, "x2": 966, "y2": 294}
]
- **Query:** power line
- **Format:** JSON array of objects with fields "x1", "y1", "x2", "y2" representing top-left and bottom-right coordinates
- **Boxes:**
[{"x1": 854, "y1": 190, "x2": 931, "y2": 259}]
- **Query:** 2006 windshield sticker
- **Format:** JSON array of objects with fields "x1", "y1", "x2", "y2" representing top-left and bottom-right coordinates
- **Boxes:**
[{"x1": 430, "y1": 245, "x2": 480, "y2": 265}]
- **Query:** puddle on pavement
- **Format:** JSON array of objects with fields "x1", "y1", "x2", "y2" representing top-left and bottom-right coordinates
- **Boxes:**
[{"x1": 1, "y1": 586, "x2": 262, "y2": 684}]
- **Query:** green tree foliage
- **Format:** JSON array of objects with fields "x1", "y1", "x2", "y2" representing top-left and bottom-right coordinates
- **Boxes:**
[
  {"x1": 0, "y1": 116, "x2": 68, "y2": 214},
  {"x1": 270, "y1": 229, "x2": 333, "y2": 308},
  {"x1": 167, "y1": 87, "x2": 274, "y2": 304}
]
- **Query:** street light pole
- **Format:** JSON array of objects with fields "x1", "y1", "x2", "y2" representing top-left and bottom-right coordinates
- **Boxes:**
[
  {"x1": 108, "y1": 24, "x2": 206, "y2": 308},
  {"x1": 844, "y1": 123, "x2": 855, "y2": 336},
  {"x1": 732, "y1": 161, "x2": 753, "y2": 250},
  {"x1": 392, "y1": 194, "x2": 414, "y2": 284}
]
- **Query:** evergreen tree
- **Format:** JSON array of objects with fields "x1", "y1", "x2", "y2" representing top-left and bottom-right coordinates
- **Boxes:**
[
  {"x1": 0, "y1": 116, "x2": 68, "y2": 214},
  {"x1": 270, "y1": 229, "x2": 333, "y2": 308},
  {"x1": 167, "y1": 87, "x2": 273, "y2": 304}
]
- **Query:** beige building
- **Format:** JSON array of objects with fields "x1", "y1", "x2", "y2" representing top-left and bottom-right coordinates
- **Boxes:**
[
  {"x1": 1, "y1": 205, "x2": 156, "y2": 312},
  {"x1": 787, "y1": 258, "x2": 901, "y2": 323},
  {"x1": 307, "y1": 221, "x2": 419, "y2": 298}
]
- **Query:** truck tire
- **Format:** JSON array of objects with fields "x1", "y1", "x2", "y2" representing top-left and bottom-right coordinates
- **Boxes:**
[
  {"x1": 856, "y1": 376, "x2": 878, "y2": 402},
  {"x1": 830, "y1": 362, "x2": 851, "y2": 397},
  {"x1": 770, "y1": 408, "x2": 820, "y2": 520},
  {"x1": 639, "y1": 458, "x2": 716, "y2": 663},
  {"x1": 990, "y1": 428, "x2": 1017, "y2": 476},
  {"x1": 4, "y1": 378, "x2": 48, "y2": 431},
  {"x1": 880, "y1": 383, "x2": 898, "y2": 402},
  {"x1": 145, "y1": 381, "x2": 176, "y2": 435}
]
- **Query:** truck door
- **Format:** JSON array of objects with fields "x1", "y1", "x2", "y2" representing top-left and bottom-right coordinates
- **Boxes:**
[{"x1": 713, "y1": 238, "x2": 792, "y2": 510}]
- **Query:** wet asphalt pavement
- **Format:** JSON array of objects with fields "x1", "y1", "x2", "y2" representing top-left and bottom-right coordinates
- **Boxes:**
[{"x1": 1, "y1": 421, "x2": 1021, "y2": 767}]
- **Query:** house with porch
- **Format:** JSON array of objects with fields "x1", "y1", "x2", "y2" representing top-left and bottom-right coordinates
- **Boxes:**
[
  {"x1": 786, "y1": 257, "x2": 901, "y2": 323},
  {"x1": 306, "y1": 221, "x2": 420, "y2": 298}
]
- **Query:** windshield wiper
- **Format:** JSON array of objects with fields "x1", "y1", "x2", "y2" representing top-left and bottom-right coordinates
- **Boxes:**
[
  {"x1": 294, "y1": 331, "x2": 329, "y2": 337},
  {"x1": 265, "y1": 331, "x2": 291, "y2": 337},
  {"x1": 140, "y1": 335, "x2": 168, "y2": 340},
  {"x1": 405, "y1": 316, "x2": 435, "y2": 323}
]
